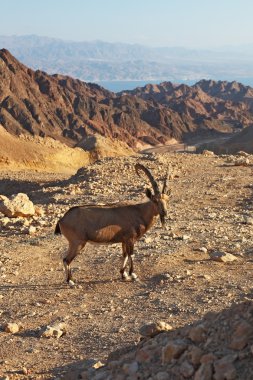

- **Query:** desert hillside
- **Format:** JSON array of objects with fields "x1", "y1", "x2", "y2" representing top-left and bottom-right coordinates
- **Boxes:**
[
  {"x1": 1, "y1": 48, "x2": 253, "y2": 150},
  {"x1": 0, "y1": 125, "x2": 135, "y2": 173},
  {"x1": 197, "y1": 125, "x2": 253, "y2": 154},
  {"x1": 0, "y1": 124, "x2": 91, "y2": 173},
  {"x1": 0, "y1": 152, "x2": 252, "y2": 379}
]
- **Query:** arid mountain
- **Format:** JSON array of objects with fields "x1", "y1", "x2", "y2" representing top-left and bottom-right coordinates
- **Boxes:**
[
  {"x1": 0, "y1": 49, "x2": 184, "y2": 148},
  {"x1": 122, "y1": 80, "x2": 253, "y2": 135},
  {"x1": 1, "y1": 48, "x2": 253, "y2": 150},
  {"x1": 195, "y1": 79, "x2": 253, "y2": 105},
  {"x1": 0, "y1": 48, "x2": 114, "y2": 145}
]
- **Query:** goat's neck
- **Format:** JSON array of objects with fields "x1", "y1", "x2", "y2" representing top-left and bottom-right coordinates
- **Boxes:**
[{"x1": 141, "y1": 201, "x2": 159, "y2": 230}]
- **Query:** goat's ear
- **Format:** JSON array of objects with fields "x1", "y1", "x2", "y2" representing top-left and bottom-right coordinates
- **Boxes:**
[{"x1": 146, "y1": 188, "x2": 153, "y2": 199}]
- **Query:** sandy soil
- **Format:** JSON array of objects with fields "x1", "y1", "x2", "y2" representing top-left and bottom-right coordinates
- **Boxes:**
[{"x1": 0, "y1": 152, "x2": 252, "y2": 379}]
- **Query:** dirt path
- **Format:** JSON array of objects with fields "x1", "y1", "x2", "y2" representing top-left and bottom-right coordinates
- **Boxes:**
[
  {"x1": 0, "y1": 152, "x2": 253, "y2": 379},
  {"x1": 140, "y1": 134, "x2": 235, "y2": 154}
]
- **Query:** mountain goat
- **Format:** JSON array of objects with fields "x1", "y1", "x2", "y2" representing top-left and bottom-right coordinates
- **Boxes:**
[{"x1": 55, "y1": 163, "x2": 170, "y2": 285}]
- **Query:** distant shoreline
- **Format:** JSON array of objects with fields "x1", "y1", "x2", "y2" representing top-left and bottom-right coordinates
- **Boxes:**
[
  {"x1": 93, "y1": 78, "x2": 253, "y2": 92},
  {"x1": 93, "y1": 79, "x2": 196, "y2": 92}
]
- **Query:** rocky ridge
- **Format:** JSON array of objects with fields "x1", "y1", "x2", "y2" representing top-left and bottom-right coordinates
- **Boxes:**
[{"x1": 121, "y1": 80, "x2": 253, "y2": 135}]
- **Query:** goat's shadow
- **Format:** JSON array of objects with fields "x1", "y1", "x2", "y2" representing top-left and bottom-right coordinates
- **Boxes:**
[
  {"x1": 0, "y1": 282, "x2": 69, "y2": 292},
  {"x1": 0, "y1": 277, "x2": 142, "y2": 293},
  {"x1": 237, "y1": 183, "x2": 253, "y2": 209},
  {"x1": 0, "y1": 176, "x2": 73, "y2": 206},
  {"x1": 75, "y1": 276, "x2": 146, "y2": 288}
]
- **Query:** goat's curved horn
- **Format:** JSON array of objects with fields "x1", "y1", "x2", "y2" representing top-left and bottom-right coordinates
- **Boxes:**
[
  {"x1": 135, "y1": 163, "x2": 160, "y2": 194},
  {"x1": 162, "y1": 170, "x2": 169, "y2": 194}
]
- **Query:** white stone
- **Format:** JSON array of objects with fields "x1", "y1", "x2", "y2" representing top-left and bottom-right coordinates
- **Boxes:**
[
  {"x1": 139, "y1": 321, "x2": 173, "y2": 338},
  {"x1": 28, "y1": 226, "x2": 37, "y2": 235},
  {"x1": 209, "y1": 251, "x2": 238, "y2": 263},
  {"x1": 4, "y1": 322, "x2": 20, "y2": 334},
  {"x1": 41, "y1": 322, "x2": 67, "y2": 339}
]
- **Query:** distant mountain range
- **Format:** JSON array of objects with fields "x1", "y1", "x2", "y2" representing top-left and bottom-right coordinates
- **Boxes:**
[
  {"x1": 1, "y1": 48, "x2": 253, "y2": 151},
  {"x1": 1, "y1": 35, "x2": 253, "y2": 85}
]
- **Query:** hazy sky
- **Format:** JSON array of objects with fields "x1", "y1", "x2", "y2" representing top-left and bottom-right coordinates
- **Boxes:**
[{"x1": 1, "y1": 0, "x2": 253, "y2": 48}]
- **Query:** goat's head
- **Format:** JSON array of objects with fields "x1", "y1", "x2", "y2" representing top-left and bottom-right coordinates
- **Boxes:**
[{"x1": 135, "y1": 163, "x2": 170, "y2": 227}]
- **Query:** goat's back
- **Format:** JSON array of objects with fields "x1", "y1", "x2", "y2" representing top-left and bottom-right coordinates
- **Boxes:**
[{"x1": 56, "y1": 202, "x2": 153, "y2": 243}]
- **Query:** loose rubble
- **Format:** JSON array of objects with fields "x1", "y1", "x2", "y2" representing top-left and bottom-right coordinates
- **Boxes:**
[{"x1": 78, "y1": 302, "x2": 253, "y2": 380}]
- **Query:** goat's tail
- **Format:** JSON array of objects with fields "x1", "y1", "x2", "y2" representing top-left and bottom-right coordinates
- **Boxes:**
[{"x1": 54, "y1": 221, "x2": 61, "y2": 235}]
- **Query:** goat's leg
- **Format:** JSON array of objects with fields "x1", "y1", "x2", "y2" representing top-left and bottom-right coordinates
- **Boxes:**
[
  {"x1": 120, "y1": 243, "x2": 130, "y2": 280},
  {"x1": 127, "y1": 242, "x2": 138, "y2": 280},
  {"x1": 129, "y1": 254, "x2": 137, "y2": 280},
  {"x1": 63, "y1": 241, "x2": 85, "y2": 285}
]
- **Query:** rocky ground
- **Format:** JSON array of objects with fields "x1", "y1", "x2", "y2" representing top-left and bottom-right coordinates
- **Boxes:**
[{"x1": 0, "y1": 151, "x2": 253, "y2": 379}]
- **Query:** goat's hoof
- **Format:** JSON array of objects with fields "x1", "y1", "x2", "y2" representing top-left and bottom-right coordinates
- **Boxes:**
[
  {"x1": 68, "y1": 279, "x2": 75, "y2": 287},
  {"x1": 130, "y1": 273, "x2": 138, "y2": 281},
  {"x1": 122, "y1": 275, "x2": 131, "y2": 281}
]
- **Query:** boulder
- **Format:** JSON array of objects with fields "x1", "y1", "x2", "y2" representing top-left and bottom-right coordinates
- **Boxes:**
[
  {"x1": 209, "y1": 251, "x2": 238, "y2": 263},
  {"x1": 0, "y1": 193, "x2": 35, "y2": 217},
  {"x1": 162, "y1": 339, "x2": 187, "y2": 363},
  {"x1": 4, "y1": 322, "x2": 20, "y2": 334},
  {"x1": 139, "y1": 321, "x2": 173, "y2": 338},
  {"x1": 41, "y1": 322, "x2": 67, "y2": 339}
]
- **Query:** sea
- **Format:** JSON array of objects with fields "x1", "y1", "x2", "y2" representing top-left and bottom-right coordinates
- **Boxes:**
[
  {"x1": 94, "y1": 78, "x2": 253, "y2": 93},
  {"x1": 94, "y1": 80, "x2": 195, "y2": 92}
]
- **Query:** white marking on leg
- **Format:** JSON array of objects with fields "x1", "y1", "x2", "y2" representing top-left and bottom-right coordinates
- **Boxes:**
[
  {"x1": 122, "y1": 255, "x2": 129, "y2": 268},
  {"x1": 131, "y1": 273, "x2": 138, "y2": 280},
  {"x1": 63, "y1": 260, "x2": 69, "y2": 280},
  {"x1": 122, "y1": 271, "x2": 131, "y2": 280},
  {"x1": 121, "y1": 255, "x2": 131, "y2": 280},
  {"x1": 121, "y1": 255, "x2": 128, "y2": 274},
  {"x1": 68, "y1": 280, "x2": 75, "y2": 286}
]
